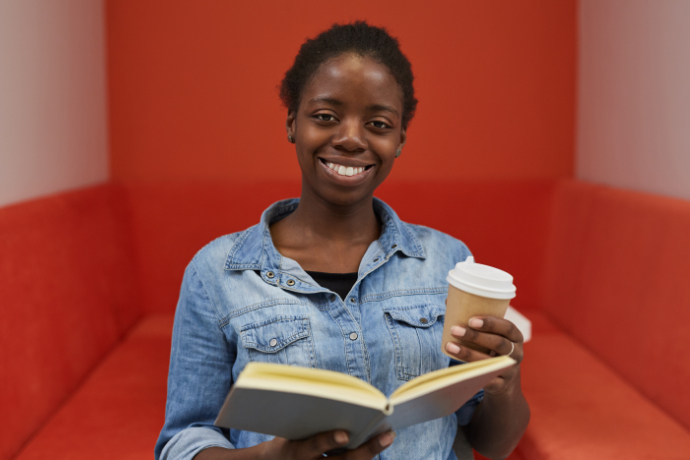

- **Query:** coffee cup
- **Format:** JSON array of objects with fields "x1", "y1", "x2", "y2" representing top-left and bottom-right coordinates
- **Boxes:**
[{"x1": 442, "y1": 256, "x2": 516, "y2": 358}]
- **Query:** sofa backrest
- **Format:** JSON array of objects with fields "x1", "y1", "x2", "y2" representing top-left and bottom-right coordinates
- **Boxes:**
[
  {"x1": 0, "y1": 184, "x2": 141, "y2": 460},
  {"x1": 542, "y1": 180, "x2": 690, "y2": 430},
  {"x1": 123, "y1": 180, "x2": 557, "y2": 315}
]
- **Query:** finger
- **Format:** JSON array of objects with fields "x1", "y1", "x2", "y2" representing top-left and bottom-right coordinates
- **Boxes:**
[
  {"x1": 445, "y1": 341, "x2": 492, "y2": 363},
  {"x1": 450, "y1": 325, "x2": 518, "y2": 359},
  {"x1": 297, "y1": 430, "x2": 349, "y2": 458},
  {"x1": 343, "y1": 431, "x2": 396, "y2": 459},
  {"x1": 468, "y1": 316, "x2": 524, "y2": 343}
]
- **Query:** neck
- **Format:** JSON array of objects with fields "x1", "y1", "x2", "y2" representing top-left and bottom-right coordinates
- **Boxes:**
[{"x1": 287, "y1": 185, "x2": 380, "y2": 245}]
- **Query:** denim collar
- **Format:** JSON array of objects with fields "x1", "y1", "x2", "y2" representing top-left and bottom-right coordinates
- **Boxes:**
[{"x1": 224, "y1": 198, "x2": 425, "y2": 288}]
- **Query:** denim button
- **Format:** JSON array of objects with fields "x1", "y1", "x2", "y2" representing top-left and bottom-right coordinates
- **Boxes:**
[
  {"x1": 349, "y1": 332, "x2": 358, "y2": 341},
  {"x1": 266, "y1": 271, "x2": 275, "y2": 278},
  {"x1": 420, "y1": 318, "x2": 428, "y2": 324},
  {"x1": 350, "y1": 298, "x2": 356, "y2": 303},
  {"x1": 391, "y1": 244, "x2": 397, "y2": 249},
  {"x1": 373, "y1": 257, "x2": 380, "y2": 263},
  {"x1": 330, "y1": 294, "x2": 336, "y2": 302},
  {"x1": 287, "y1": 279, "x2": 295, "y2": 286},
  {"x1": 269, "y1": 338, "x2": 278, "y2": 347}
]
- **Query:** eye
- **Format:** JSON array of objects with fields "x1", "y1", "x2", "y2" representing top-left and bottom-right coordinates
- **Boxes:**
[
  {"x1": 314, "y1": 113, "x2": 337, "y2": 123},
  {"x1": 369, "y1": 120, "x2": 392, "y2": 130}
]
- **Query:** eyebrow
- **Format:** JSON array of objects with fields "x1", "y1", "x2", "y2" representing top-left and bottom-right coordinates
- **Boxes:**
[
  {"x1": 308, "y1": 97, "x2": 343, "y2": 106},
  {"x1": 367, "y1": 104, "x2": 400, "y2": 117},
  {"x1": 308, "y1": 97, "x2": 400, "y2": 117}
]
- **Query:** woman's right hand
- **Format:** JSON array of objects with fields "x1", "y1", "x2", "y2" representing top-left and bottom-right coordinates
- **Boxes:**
[{"x1": 195, "y1": 430, "x2": 396, "y2": 460}]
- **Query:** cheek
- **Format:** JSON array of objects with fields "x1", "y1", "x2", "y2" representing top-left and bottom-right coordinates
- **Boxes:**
[{"x1": 369, "y1": 136, "x2": 399, "y2": 161}]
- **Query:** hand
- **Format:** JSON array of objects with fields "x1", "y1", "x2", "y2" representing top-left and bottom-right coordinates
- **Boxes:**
[
  {"x1": 260, "y1": 430, "x2": 396, "y2": 459},
  {"x1": 444, "y1": 316, "x2": 524, "y2": 395}
]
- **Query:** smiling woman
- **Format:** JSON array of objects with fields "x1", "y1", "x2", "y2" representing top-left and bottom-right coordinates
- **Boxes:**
[{"x1": 156, "y1": 22, "x2": 529, "y2": 460}]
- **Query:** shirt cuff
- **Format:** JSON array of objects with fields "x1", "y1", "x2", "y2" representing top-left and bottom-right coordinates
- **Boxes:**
[{"x1": 161, "y1": 426, "x2": 235, "y2": 460}]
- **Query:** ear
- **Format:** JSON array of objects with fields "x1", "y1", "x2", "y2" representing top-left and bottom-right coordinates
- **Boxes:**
[
  {"x1": 398, "y1": 128, "x2": 407, "y2": 150},
  {"x1": 286, "y1": 111, "x2": 296, "y2": 138}
]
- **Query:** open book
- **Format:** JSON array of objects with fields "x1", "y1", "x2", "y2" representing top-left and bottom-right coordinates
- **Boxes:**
[{"x1": 215, "y1": 355, "x2": 515, "y2": 449}]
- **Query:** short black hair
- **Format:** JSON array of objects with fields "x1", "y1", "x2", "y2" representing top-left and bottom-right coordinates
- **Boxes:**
[{"x1": 280, "y1": 21, "x2": 417, "y2": 130}]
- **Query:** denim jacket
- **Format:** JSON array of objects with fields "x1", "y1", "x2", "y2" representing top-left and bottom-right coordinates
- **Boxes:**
[{"x1": 156, "y1": 198, "x2": 482, "y2": 460}]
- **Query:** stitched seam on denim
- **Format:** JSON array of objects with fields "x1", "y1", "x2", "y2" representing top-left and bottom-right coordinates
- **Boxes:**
[
  {"x1": 220, "y1": 299, "x2": 311, "y2": 325},
  {"x1": 239, "y1": 315, "x2": 309, "y2": 331},
  {"x1": 361, "y1": 287, "x2": 447, "y2": 302},
  {"x1": 225, "y1": 263, "x2": 261, "y2": 270},
  {"x1": 306, "y1": 320, "x2": 317, "y2": 368},
  {"x1": 242, "y1": 331, "x2": 309, "y2": 350},
  {"x1": 386, "y1": 310, "x2": 440, "y2": 327},
  {"x1": 358, "y1": 326, "x2": 372, "y2": 384},
  {"x1": 404, "y1": 327, "x2": 424, "y2": 379},
  {"x1": 277, "y1": 270, "x2": 331, "y2": 292},
  {"x1": 384, "y1": 312, "x2": 406, "y2": 381},
  {"x1": 188, "y1": 260, "x2": 225, "y2": 329},
  {"x1": 225, "y1": 227, "x2": 254, "y2": 268},
  {"x1": 401, "y1": 222, "x2": 425, "y2": 257},
  {"x1": 240, "y1": 317, "x2": 310, "y2": 350},
  {"x1": 324, "y1": 302, "x2": 357, "y2": 376}
]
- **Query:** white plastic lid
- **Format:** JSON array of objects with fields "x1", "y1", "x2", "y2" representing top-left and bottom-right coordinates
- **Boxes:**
[{"x1": 446, "y1": 256, "x2": 516, "y2": 300}]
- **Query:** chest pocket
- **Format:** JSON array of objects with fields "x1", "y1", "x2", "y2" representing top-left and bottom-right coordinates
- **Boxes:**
[
  {"x1": 240, "y1": 316, "x2": 316, "y2": 368},
  {"x1": 384, "y1": 305, "x2": 449, "y2": 381}
]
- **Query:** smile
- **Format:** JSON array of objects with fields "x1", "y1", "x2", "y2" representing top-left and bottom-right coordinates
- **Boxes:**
[{"x1": 320, "y1": 159, "x2": 373, "y2": 177}]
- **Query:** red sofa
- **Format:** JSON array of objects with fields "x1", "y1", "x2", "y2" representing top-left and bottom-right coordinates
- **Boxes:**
[{"x1": 2, "y1": 180, "x2": 689, "y2": 459}]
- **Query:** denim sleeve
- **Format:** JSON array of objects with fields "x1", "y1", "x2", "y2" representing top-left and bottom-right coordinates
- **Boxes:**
[{"x1": 155, "y1": 262, "x2": 237, "y2": 460}]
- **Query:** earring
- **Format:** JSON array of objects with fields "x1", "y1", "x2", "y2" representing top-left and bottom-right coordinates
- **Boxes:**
[
  {"x1": 287, "y1": 135, "x2": 294, "y2": 144},
  {"x1": 395, "y1": 148, "x2": 402, "y2": 158}
]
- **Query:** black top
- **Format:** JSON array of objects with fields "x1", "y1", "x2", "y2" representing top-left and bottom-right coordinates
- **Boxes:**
[{"x1": 306, "y1": 271, "x2": 358, "y2": 301}]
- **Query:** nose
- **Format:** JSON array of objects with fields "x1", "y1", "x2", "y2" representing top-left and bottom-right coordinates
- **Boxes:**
[{"x1": 332, "y1": 119, "x2": 366, "y2": 152}]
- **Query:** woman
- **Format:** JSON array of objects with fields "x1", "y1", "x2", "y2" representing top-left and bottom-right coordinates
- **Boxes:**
[{"x1": 156, "y1": 22, "x2": 529, "y2": 460}]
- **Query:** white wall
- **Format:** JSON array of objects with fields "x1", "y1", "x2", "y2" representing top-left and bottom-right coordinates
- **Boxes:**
[
  {"x1": 0, "y1": 0, "x2": 108, "y2": 208},
  {"x1": 577, "y1": 0, "x2": 690, "y2": 201}
]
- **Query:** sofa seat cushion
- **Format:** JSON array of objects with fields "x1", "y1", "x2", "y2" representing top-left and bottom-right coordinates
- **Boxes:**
[
  {"x1": 13, "y1": 314, "x2": 173, "y2": 460},
  {"x1": 519, "y1": 314, "x2": 690, "y2": 459}
]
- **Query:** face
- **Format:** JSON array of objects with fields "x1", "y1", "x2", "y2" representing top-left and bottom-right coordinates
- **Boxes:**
[{"x1": 286, "y1": 54, "x2": 406, "y2": 207}]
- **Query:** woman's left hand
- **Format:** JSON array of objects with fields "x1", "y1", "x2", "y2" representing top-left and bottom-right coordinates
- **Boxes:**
[{"x1": 444, "y1": 316, "x2": 524, "y2": 395}]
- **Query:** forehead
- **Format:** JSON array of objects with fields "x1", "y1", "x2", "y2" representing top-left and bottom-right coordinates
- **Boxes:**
[{"x1": 301, "y1": 54, "x2": 403, "y2": 111}]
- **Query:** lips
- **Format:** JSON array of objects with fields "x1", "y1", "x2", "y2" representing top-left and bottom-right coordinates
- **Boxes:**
[
  {"x1": 318, "y1": 157, "x2": 375, "y2": 184},
  {"x1": 319, "y1": 158, "x2": 374, "y2": 178}
]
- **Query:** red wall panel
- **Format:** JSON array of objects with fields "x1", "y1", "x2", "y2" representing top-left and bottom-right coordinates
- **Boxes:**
[{"x1": 107, "y1": 0, "x2": 576, "y2": 183}]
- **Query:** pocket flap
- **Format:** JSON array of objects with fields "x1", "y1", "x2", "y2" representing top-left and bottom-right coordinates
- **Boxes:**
[
  {"x1": 385, "y1": 306, "x2": 443, "y2": 328},
  {"x1": 240, "y1": 316, "x2": 311, "y2": 353}
]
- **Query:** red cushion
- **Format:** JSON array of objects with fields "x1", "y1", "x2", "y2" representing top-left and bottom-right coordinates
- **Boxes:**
[
  {"x1": 520, "y1": 331, "x2": 690, "y2": 459},
  {"x1": 13, "y1": 314, "x2": 173, "y2": 460},
  {"x1": 543, "y1": 180, "x2": 690, "y2": 430},
  {"x1": 0, "y1": 185, "x2": 141, "y2": 460}
]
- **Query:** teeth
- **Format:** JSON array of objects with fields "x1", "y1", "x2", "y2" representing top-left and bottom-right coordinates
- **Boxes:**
[{"x1": 325, "y1": 162, "x2": 367, "y2": 177}]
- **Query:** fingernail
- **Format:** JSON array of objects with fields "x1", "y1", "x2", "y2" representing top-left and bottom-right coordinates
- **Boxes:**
[
  {"x1": 469, "y1": 318, "x2": 483, "y2": 328},
  {"x1": 335, "y1": 431, "x2": 348, "y2": 443},
  {"x1": 446, "y1": 342, "x2": 461, "y2": 354},
  {"x1": 380, "y1": 431, "x2": 396, "y2": 447},
  {"x1": 451, "y1": 325, "x2": 466, "y2": 337}
]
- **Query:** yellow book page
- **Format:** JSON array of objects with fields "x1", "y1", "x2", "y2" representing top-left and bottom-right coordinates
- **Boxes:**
[
  {"x1": 237, "y1": 362, "x2": 387, "y2": 410},
  {"x1": 390, "y1": 356, "x2": 515, "y2": 403}
]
